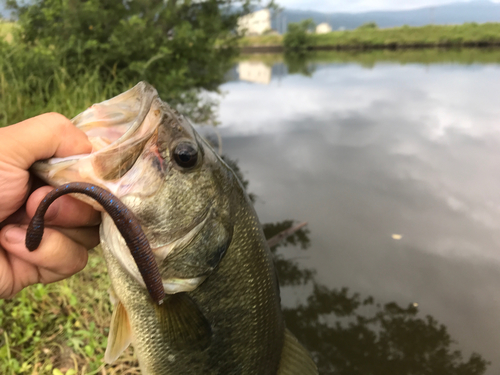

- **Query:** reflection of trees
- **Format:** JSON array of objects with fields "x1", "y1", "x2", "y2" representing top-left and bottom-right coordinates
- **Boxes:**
[
  {"x1": 263, "y1": 221, "x2": 490, "y2": 375},
  {"x1": 283, "y1": 52, "x2": 316, "y2": 77},
  {"x1": 275, "y1": 49, "x2": 500, "y2": 79}
]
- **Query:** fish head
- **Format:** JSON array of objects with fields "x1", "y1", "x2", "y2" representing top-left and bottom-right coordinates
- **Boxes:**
[{"x1": 33, "y1": 82, "x2": 238, "y2": 294}]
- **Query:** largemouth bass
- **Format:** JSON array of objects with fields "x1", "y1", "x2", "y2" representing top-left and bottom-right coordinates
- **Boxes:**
[{"x1": 32, "y1": 82, "x2": 318, "y2": 374}]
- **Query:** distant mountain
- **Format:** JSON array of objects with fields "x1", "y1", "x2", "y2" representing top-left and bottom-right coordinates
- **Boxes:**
[{"x1": 272, "y1": 0, "x2": 500, "y2": 32}]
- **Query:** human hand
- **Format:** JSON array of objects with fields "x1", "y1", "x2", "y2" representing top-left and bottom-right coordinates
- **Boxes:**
[{"x1": 0, "y1": 113, "x2": 101, "y2": 299}]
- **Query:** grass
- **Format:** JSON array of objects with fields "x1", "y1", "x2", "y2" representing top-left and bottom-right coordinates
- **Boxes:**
[
  {"x1": 239, "y1": 34, "x2": 283, "y2": 47},
  {"x1": 0, "y1": 43, "x2": 132, "y2": 127},
  {"x1": 0, "y1": 40, "x2": 221, "y2": 128},
  {"x1": 0, "y1": 248, "x2": 141, "y2": 375},
  {"x1": 312, "y1": 22, "x2": 500, "y2": 47},
  {"x1": 240, "y1": 22, "x2": 500, "y2": 48}
]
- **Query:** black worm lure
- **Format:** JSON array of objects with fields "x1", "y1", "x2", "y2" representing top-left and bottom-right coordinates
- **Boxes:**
[{"x1": 26, "y1": 182, "x2": 165, "y2": 305}]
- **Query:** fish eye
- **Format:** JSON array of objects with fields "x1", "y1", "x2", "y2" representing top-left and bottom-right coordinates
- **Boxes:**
[{"x1": 173, "y1": 142, "x2": 198, "y2": 169}]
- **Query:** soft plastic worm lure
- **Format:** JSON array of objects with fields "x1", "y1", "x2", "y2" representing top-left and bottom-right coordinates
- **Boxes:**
[{"x1": 25, "y1": 182, "x2": 165, "y2": 305}]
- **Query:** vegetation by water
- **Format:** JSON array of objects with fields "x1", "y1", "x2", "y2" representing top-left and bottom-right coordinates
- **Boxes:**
[
  {"x1": 0, "y1": 47, "x2": 218, "y2": 128},
  {"x1": 240, "y1": 21, "x2": 500, "y2": 50},
  {"x1": 239, "y1": 48, "x2": 500, "y2": 76},
  {"x1": 0, "y1": 45, "x2": 129, "y2": 127},
  {"x1": 0, "y1": 0, "x2": 258, "y2": 127}
]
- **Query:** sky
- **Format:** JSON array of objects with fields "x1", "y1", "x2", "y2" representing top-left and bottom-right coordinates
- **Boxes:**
[{"x1": 276, "y1": 0, "x2": 500, "y2": 13}]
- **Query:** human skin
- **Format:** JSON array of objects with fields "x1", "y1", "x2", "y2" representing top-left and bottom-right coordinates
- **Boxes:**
[{"x1": 0, "y1": 113, "x2": 101, "y2": 299}]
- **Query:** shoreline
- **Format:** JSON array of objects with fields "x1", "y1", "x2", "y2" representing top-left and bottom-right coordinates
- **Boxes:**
[{"x1": 241, "y1": 42, "x2": 500, "y2": 54}]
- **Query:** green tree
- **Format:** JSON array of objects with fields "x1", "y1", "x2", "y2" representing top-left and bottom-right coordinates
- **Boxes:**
[
  {"x1": 4, "y1": 0, "x2": 258, "y2": 101},
  {"x1": 357, "y1": 21, "x2": 378, "y2": 30},
  {"x1": 283, "y1": 18, "x2": 315, "y2": 51}
]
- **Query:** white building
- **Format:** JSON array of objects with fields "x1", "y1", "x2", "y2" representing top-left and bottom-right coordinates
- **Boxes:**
[
  {"x1": 238, "y1": 9, "x2": 271, "y2": 36},
  {"x1": 316, "y1": 23, "x2": 332, "y2": 34}
]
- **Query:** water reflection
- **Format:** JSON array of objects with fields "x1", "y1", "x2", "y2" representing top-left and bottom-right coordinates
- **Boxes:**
[
  {"x1": 284, "y1": 53, "x2": 316, "y2": 77},
  {"x1": 236, "y1": 48, "x2": 500, "y2": 81},
  {"x1": 219, "y1": 149, "x2": 491, "y2": 374},
  {"x1": 264, "y1": 220, "x2": 489, "y2": 375},
  {"x1": 218, "y1": 49, "x2": 500, "y2": 374},
  {"x1": 238, "y1": 61, "x2": 272, "y2": 84}
]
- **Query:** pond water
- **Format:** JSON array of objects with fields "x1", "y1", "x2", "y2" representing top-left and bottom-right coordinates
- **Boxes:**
[{"x1": 212, "y1": 50, "x2": 500, "y2": 374}]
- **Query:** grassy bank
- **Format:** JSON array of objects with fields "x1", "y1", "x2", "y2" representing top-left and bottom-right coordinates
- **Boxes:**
[
  {"x1": 0, "y1": 32, "x2": 134, "y2": 127},
  {"x1": 0, "y1": 62, "x2": 129, "y2": 127},
  {"x1": 0, "y1": 248, "x2": 141, "y2": 375},
  {"x1": 239, "y1": 22, "x2": 500, "y2": 50},
  {"x1": 0, "y1": 42, "x2": 218, "y2": 127}
]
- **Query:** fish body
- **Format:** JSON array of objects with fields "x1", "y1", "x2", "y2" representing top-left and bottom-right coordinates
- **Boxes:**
[{"x1": 33, "y1": 82, "x2": 317, "y2": 374}]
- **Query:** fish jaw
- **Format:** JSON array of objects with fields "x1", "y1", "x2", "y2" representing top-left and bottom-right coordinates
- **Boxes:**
[{"x1": 31, "y1": 82, "x2": 166, "y2": 210}]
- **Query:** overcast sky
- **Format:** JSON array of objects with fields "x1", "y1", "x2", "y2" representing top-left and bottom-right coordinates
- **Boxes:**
[{"x1": 277, "y1": 0, "x2": 499, "y2": 13}]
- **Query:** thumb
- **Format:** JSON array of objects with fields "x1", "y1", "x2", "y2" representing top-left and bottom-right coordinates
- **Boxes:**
[{"x1": 1, "y1": 112, "x2": 92, "y2": 169}]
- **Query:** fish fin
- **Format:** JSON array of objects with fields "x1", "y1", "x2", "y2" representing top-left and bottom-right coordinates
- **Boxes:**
[
  {"x1": 104, "y1": 301, "x2": 132, "y2": 364},
  {"x1": 277, "y1": 329, "x2": 318, "y2": 375},
  {"x1": 162, "y1": 276, "x2": 207, "y2": 294},
  {"x1": 107, "y1": 287, "x2": 118, "y2": 305},
  {"x1": 155, "y1": 293, "x2": 211, "y2": 349}
]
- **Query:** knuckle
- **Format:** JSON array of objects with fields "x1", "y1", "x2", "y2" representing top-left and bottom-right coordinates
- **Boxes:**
[
  {"x1": 74, "y1": 248, "x2": 88, "y2": 272},
  {"x1": 44, "y1": 113, "x2": 72, "y2": 133},
  {"x1": 41, "y1": 230, "x2": 87, "y2": 275},
  {"x1": 68, "y1": 244, "x2": 88, "y2": 275}
]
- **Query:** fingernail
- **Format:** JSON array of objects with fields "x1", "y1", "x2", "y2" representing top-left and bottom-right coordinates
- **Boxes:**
[{"x1": 4, "y1": 226, "x2": 26, "y2": 244}]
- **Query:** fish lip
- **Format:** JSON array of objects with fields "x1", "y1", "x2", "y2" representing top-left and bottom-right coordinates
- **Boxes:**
[
  {"x1": 74, "y1": 82, "x2": 158, "y2": 154},
  {"x1": 31, "y1": 82, "x2": 168, "y2": 205},
  {"x1": 82, "y1": 90, "x2": 161, "y2": 182},
  {"x1": 74, "y1": 82, "x2": 157, "y2": 149}
]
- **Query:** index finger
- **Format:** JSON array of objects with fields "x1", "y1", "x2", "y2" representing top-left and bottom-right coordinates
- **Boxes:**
[
  {"x1": 0, "y1": 113, "x2": 92, "y2": 169},
  {"x1": 26, "y1": 186, "x2": 101, "y2": 227}
]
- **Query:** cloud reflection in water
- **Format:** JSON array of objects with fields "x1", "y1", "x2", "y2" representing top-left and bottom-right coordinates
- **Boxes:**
[{"x1": 217, "y1": 56, "x2": 500, "y2": 374}]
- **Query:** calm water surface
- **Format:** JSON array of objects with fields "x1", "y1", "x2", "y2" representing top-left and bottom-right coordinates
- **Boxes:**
[{"x1": 212, "y1": 51, "x2": 500, "y2": 374}]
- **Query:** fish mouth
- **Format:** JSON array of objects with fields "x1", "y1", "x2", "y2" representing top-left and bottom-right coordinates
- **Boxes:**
[
  {"x1": 32, "y1": 82, "x2": 211, "y2": 292},
  {"x1": 32, "y1": 82, "x2": 166, "y2": 209}
]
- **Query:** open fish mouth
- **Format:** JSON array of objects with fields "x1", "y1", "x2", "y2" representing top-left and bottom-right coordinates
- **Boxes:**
[{"x1": 33, "y1": 82, "x2": 167, "y2": 207}]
